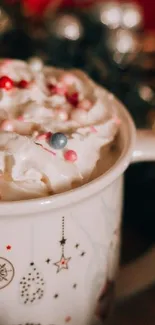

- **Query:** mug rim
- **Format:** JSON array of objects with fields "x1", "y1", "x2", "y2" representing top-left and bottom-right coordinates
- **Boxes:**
[{"x1": 0, "y1": 94, "x2": 136, "y2": 216}]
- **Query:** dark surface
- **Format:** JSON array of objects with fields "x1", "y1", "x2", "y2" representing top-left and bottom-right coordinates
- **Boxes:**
[
  {"x1": 108, "y1": 219, "x2": 155, "y2": 325},
  {"x1": 111, "y1": 284, "x2": 155, "y2": 325}
]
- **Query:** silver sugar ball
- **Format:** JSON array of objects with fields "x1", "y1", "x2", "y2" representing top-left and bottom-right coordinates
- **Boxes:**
[
  {"x1": 48, "y1": 14, "x2": 84, "y2": 41},
  {"x1": 91, "y1": 1, "x2": 122, "y2": 29},
  {"x1": 28, "y1": 57, "x2": 43, "y2": 72},
  {"x1": 122, "y1": 3, "x2": 143, "y2": 30},
  {"x1": 49, "y1": 132, "x2": 68, "y2": 150},
  {"x1": 0, "y1": 7, "x2": 13, "y2": 34}
]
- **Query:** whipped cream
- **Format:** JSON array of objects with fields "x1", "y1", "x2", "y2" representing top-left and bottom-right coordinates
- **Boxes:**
[{"x1": 0, "y1": 59, "x2": 120, "y2": 201}]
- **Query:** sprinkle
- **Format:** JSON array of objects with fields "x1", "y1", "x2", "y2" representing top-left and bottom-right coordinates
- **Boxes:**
[
  {"x1": 6, "y1": 245, "x2": 11, "y2": 250},
  {"x1": 1, "y1": 120, "x2": 14, "y2": 131},
  {"x1": 17, "y1": 80, "x2": 29, "y2": 89},
  {"x1": 49, "y1": 132, "x2": 68, "y2": 150},
  {"x1": 42, "y1": 146, "x2": 56, "y2": 156},
  {"x1": 90, "y1": 126, "x2": 97, "y2": 133},
  {"x1": 48, "y1": 84, "x2": 67, "y2": 96},
  {"x1": 66, "y1": 92, "x2": 79, "y2": 106},
  {"x1": 36, "y1": 132, "x2": 52, "y2": 141},
  {"x1": 17, "y1": 115, "x2": 24, "y2": 121},
  {"x1": 36, "y1": 143, "x2": 56, "y2": 156},
  {"x1": 0, "y1": 76, "x2": 14, "y2": 90},
  {"x1": 64, "y1": 150, "x2": 77, "y2": 162}
]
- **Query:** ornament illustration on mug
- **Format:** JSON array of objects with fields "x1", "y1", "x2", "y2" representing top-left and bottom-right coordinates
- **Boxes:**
[
  {"x1": 54, "y1": 216, "x2": 71, "y2": 273},
  {"x1": 19, "y1": 226, "x2": 45, "y2": 305}
]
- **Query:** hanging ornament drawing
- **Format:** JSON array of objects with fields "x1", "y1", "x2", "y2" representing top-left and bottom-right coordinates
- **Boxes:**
[
  {"x1": 0, "y1": 257, "x2": 14, "y2": 289},
  {"x1": 54, "y1": 216, "x2": 71, "y2": 273},
  {"x1": 19, "y1": 227, "x2": 45, "y2": 305}
]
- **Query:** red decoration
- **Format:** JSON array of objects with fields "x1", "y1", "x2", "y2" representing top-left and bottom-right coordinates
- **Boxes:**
[
  {"x1": 17, "y1": 115, "x2": 24, "y2": 121},
  {"x1": 64, "y1": 150, "x2": 77, "y2": 162},
  {"x1": 48, "y1": 84, "x2": 67, "y2": 96},
  {"x1": 90, "y1": 125, "x2": 97, "y2": 133},
  {"x1": 6, "y1": 245, "x2": 12, "y2": 250},
  {"x1": 17, "y1": 80, "x2": 29, "y2": 88},
  {"x1": 36, "y1": 132, "x2": 52, "y2": 140},
  {"x1": 0, "y1": 76, "x2": 14, "y2": 90},
  {"x1": 66, "y1": 92, "x2": 79, "y2": 106},
  {"x1": 65, "y1": 316, "x2": 72, "y2": 323}
]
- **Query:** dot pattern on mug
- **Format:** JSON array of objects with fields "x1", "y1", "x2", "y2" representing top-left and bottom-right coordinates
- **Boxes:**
[
  {"x1": 19, "y1": 262, "x2": 45, "y2": 305},
  {"x1": 18, "y1": 323, "x2": 41, "y2": 325},
  {"x1": 18, "y1": 323, "x2": 59, "y2": 325},
  {"x1": 0, "y1": 257, "x2": 15, "y2": 289}
]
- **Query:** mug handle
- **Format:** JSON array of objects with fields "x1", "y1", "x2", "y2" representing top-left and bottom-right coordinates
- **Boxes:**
[{"x1": 116, "y1": 129, "x2": 155, "y2": 299}]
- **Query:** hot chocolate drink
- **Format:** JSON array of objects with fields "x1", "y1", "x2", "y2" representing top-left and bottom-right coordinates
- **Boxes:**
[{"x1": 0, "y1": 59, "x2": 121, "y2": 200}]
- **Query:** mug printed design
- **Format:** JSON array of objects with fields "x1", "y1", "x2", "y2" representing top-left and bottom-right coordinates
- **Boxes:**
[
  {"x1": 17, "y1": 317, "x2": 72, "y2": 325},
  {"x1": 19, "y1": 262, "x2": 45, "y2": 305},
  {"x1": 54, "y1": 217, "x2": 71, "y2": 273},
  {"x1": 19, "y1": 225, "x2": 45, "y2": 305},
  {"x1": 0, "y1": 203, "x2": 117, "y2": 325},
  {"x1": 18, "y1": 323, "x2": 70, "y2": 325},
  {"x1": 0, "y1": 257, "x2": 15, "y2": 289}
]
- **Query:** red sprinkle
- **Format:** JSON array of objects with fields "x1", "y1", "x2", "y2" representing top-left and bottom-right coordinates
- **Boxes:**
[
  {"x1": 66, "y1": 92, "x2": 79, "y2": 106},
  {"x1": 0, "y1": 76, "x2": 14, "y2": 90},
  {"x1": 64, "y1": 150, "x2": 77, "y2": 162},
  {"x1": 17, "y1": 115, "x2": 24, "y2": 121},
  {"x1": 48, "y1": 84, "x2": 67, "y2": 96},
  {"x1": 65, "y1": 316, "x2": 72, "y2": 323},
  {"x1": 90, "y1": 125, "x2": 97, "y2": 133},
  {"x1": 36, "y1": 142, "x2": 56, "y2": 156},
  {"x1": 17, "y1": 80, "x2": 29, "y2": 89},
  {"x1": 36, "y1": 132, "x2": 52, "y2": 140},
  {"x1": 43, "y1": 146, "x2": 56, "y2": 156},
  {"x1": 6, "y1": 245, "x2": 11, "y2": 250}
]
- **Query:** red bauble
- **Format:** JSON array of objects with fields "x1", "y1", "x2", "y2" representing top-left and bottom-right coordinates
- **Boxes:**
[
  {"x1": 0, "y1": 76, "x2": 14, "y2": 90},
  {"x1": 17, "y1": 80, "x2": 29, "y2": 88},
  {"x1": 64, "y1": 150, "x2": 77, "y2": 162},
  {"x1": 66, "y1": 92, "x2": 79, "y2": 107}
]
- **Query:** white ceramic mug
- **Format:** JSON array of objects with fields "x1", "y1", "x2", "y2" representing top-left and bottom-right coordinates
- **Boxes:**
[{"x1": 0, "y1": 92, "x2": 155, "y2": 325}]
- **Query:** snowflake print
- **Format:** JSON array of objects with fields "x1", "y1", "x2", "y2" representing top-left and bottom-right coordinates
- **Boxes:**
[{"x1": 0, "y1": 257, "x2": 15, "y2": 289}]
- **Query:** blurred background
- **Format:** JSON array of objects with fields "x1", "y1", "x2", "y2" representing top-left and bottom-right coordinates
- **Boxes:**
[{"x1": 1, "y1": 0, "x2": 155, "y2": 323}]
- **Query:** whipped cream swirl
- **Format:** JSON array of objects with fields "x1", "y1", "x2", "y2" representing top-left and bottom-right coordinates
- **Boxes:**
[{"x1": 0, "y1": 59, "x2": 120, "y2": 201}]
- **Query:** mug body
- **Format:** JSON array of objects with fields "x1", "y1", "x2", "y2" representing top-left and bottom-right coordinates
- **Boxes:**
[{"x1": 0, "y1": 176, "x2": 123, "y2": 325}]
